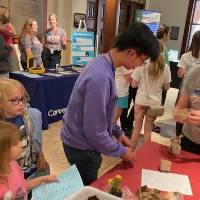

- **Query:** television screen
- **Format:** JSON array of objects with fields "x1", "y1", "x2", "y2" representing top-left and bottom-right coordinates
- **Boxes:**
[
  {"x1": 134, "y1": 10, "x2": 161, "y2": 35},
  {"x1": 168, "y1": 49, "x2": 179, "y2": 62}
]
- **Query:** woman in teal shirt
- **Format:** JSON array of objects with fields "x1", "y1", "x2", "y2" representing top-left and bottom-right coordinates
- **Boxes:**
[{"x1": 156, "y1": 24, "x2": 170, "y2": 66}]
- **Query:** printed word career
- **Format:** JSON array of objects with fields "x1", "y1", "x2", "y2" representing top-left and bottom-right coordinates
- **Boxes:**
[{"x1": 48, "y1": 108, "x2": 66, "y2": 117}]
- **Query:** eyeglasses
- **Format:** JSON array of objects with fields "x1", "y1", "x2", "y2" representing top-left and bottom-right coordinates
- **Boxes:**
[{"x1": 9, "y1": 96, "x2": 29, "y2": 105}]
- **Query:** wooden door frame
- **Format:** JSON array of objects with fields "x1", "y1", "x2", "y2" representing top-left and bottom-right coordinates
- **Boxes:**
[{"x1": 180, "y1": 0, "x2": 195, "y2": 55}]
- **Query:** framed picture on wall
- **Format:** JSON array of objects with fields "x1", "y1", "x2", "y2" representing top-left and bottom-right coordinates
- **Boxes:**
[
  {"x1": 74, "y1": 13, "x2": 86, "y2": 28},
  {"x1": 119, "y1": 7, "x2": 125, "y2": 24},
  {"x1": 87, "y1": 2, "x2": 95, "y2": 19},
  {"x1": 101, "y1": 4, "x2": 105, "y2": 21}
]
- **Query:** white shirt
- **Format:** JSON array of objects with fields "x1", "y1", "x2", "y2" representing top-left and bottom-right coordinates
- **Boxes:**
[
  {"x1": 177, "y1": 51, "x2": 200, "y2": 78},
  {"x1": 132, "y1": 63, "x2": 171, "y2": 106},
  {"x1": 115, "y1": 66, "x2": 132, "y2": 97}
]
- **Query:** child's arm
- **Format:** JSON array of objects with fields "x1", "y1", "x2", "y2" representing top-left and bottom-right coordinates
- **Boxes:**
[
  {"x1": 131, "y1": 67, "x2": 140, "y2": 88},
  {"x1": 177, "y1": 67, "x2": 185, "y2": 78},
  {"x1": 26, "y1": 175, "x2": 58, "y2": 190},
  {"x1": 123, "y1": 73, "x2": 132, "y2": 83},
  {"x1": 37, "y1": 150, "x2": 49, "y2": 171},
  {"x1": 163, "y1": 82, "x2": 170, "y2": 91},
  {"x1": 131, "y1": 79, "x2": 139, "y2": 88}
]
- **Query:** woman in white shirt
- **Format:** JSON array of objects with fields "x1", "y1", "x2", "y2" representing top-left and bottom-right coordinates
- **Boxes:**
[
  {"x1": 176, "y1": 30, "x2": 200, "y2": 137},
  {"x1": 131, "y1": 42, "x2": 171, "y2": 148}
]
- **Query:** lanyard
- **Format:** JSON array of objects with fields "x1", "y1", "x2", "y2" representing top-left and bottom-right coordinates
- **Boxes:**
[
  {"x1": 50, "y1": 29, "x2": 58, "y2": 46},
  {"x1": 104, "y1": 51, "x2": 115, "y2": 75}
]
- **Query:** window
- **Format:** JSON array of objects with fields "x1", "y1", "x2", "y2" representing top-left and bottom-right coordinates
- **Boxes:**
[
  {"x1": 182, "y1": 0, "x2": 200, "y2": 54},
  {"x1": 188, "y1": 1, "x2": 200, "y2": 46}
]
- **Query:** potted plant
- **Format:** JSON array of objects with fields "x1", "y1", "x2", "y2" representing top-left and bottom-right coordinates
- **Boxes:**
[{"x1": 108, "y1": 175, "x2": 123, "y2": 197}]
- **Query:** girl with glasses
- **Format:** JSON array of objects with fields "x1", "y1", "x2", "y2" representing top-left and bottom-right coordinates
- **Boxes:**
[{"x1": 0, "y1": 78, "x2": 49, "y2": 181}]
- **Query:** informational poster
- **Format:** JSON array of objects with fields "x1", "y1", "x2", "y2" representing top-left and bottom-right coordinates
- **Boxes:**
[
  {"x1": 134, "y1": 10, "x2": 161, "y2": 35},
  {"x1": 72, "y1": 32, "x2": 95, "y2": 66},
  {"x1": 32, "y1": 165, "x2": 84, "y2": 200}
]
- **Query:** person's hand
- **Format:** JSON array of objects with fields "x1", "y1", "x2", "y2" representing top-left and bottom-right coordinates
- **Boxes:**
[
  {"x1": 60, "y1": 35, "x2": 66, "y2": 45},
  {"x1": 121, "y1": 147, "x2": 136, "y2": 164},
  {"x1": 42, "y1": 175, "x2": 58, "y2": 183},
  {"x1": 170, "y1": 135, "x2": 180, "y2": 144},
  {"x1": 187, "y1": 109, "x2": 200, "y2": 125},
  {"x1": 118, "y1": 134, "x2": 131, "y2": 147},
  {"x1": 37, "y1": 151, "x2": 49, "y2": 171},
  {"x1": 39, "y1": 63, "x2": 44, "y2": 68}
]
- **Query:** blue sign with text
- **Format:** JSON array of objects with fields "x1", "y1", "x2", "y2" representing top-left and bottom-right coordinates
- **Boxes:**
[{"x1": 72, "y1": 32, "x2": 95, "y2": 66}]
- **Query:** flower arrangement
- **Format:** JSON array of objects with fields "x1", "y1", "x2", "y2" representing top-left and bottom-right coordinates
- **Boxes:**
[{"x1": 108, "y1": 175, "x2": 123, "y2": 197}]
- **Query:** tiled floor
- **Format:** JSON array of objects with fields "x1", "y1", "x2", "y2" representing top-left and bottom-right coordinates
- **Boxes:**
[{"x1": 42, "y1": 88, "x2": 178, "y2": 176}]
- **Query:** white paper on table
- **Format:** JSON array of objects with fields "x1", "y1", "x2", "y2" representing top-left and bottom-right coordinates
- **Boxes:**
[
  {"x1": 12, "y1": 71, "x2": 41, "y2": 78},
  {"x1": 44, "y1": 72, "x2": 63, "y2": 77},
  {"x1": 141, "y1": 169, "x2": 192, "y2": 195},
  {"x1": 58, "y1": 71, "x2": 77, "y2": 75}
]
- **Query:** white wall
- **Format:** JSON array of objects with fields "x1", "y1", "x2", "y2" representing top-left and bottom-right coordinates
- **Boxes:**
[
  {"x1": 72, "y1": 0, "x2": 87, "y2": 14},
  {"x1": 146, "y1": 0, "x2": 189, "y2": 56}
]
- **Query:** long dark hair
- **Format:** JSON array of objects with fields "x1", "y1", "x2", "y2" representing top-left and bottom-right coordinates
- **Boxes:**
[{"x1": 189, "y1": 30, "x2": 200, "y2": 58}]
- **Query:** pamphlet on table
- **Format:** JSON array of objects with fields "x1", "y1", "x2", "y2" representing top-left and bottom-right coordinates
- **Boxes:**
[{"x1": 32, "y1": 165, "x2": 84, "y2": 200}]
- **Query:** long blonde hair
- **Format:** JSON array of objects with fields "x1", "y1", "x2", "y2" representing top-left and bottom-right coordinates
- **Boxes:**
[
  {"x1": 0, "y1": 78, "x2": 32, "y2": 134},
  {"x1": 0, "y1": 121, "x2": 20, "y2": 183},
  {"x1": 0, "y1": 5, "x2": 7, "y2": 16},
  {"x1": 19, "y1": 17, "x2": 36, "y2": 41},
  {"x1": 148, "y1": 41, "x2": 165, "y2": 80}
]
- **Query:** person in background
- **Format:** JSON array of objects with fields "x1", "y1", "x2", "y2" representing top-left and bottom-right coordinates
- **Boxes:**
[
  {"x1": 0, "y1": 78, "x2": 49, "y2": 180},
  {"x1": 61, "y1": 23, "x2": 160, "y2": 185},
  {"x1": 174, "y1": 66, "x2": 200, "y2": 155},
  {"x1": 0, "y1": 34, "x2": 4, "y2": 57},
  {"x1": 175, "y1": 30, "x2": 200, "y2": 138},
  {"x1": 113, "y1": 66, "x2": 133, "y2": 133},
  {"x1": 19, "y1": 17, "x2": 43, "y2": 70},
  {"x1": 0, "y1": 5, "x2": 16, "y2": 76},
  {"x1": 0, "y1": 5, "x2": 16, "y2": 47},
  {"x1": 42, "y1": 13, "x2": 66, "y2": 70},
  {"x1": 153, "y1": 24, "x2": 171, "y2": 133},
  {"x1": 130, "y1": 41, "x2": 171, "y2": 148},
  {"x1": 156, "y1": 24, "x2": 170, "y2": 66},
  {"x1": 0, "y1": 121, "x2": 57, "y2": 199},
  {"x1": 120, "y1": 79, "x2": 138, "y2": 137},
  {"x1": 0, "y1": 34, "x2": 11, "y2": 77}
]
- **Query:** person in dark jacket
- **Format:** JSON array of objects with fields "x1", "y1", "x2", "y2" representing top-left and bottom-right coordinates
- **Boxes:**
[{"x1": 0, "y1": 34, "x2": 11, "y2": 77}]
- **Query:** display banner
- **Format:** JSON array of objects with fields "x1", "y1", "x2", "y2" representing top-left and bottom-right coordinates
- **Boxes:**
[
  {"x1": 72, "y1": 32, "x2": 95, "y2": 66},
  {"x1": 134, "y1": 10, "x2": 161, "y2": 35}
]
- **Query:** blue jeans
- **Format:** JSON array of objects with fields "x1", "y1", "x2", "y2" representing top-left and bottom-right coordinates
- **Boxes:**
[{"x1": 63, "y1": 144, "x2": 102, "y2": 185}]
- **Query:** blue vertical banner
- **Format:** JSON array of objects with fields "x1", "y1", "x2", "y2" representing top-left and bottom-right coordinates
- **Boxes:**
[{"x1": 72, "y1": 32, "x2": 95, "y2": 66}]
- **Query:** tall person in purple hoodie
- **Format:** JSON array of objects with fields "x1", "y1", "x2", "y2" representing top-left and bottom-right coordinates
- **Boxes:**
[{"x1": 61, "y1": 23, "x2": 159, "y2": 185}]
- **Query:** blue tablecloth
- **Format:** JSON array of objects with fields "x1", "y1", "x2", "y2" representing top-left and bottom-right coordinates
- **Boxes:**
[{"x1": 10, "y1": 72, "x2": 79, "y2": 129}]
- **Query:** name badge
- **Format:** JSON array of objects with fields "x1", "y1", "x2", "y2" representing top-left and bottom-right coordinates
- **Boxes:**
[{"x1": 50, "y1": 49, "x2": 54, "y2": 54}]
